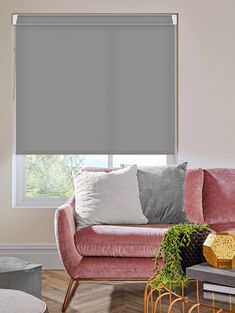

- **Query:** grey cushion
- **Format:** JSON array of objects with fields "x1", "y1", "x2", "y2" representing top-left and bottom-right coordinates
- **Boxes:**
[
  {"x1": 137, "y1": 163, "x2": 188, "y2": 224},
  {"x1": 0, "y1": 257, "x2": 42, "y2": 298}
]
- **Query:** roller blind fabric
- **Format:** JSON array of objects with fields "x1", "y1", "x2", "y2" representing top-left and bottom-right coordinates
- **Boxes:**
[{"x1": 14, "y1": 14, "x2": 176, "y2": 154}]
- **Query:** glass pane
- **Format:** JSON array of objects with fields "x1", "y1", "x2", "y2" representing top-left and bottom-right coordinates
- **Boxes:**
[
  {"x1": 25, "y1": 155, "x2": 108, "y2": 198},
  {"x1": 25, "y1": 155, "x2": 167, "y2": 199},
  {"x1": 113, "y1": 155, "x2": 167, "y2": 167},
  {"x1": 82, "y1": 155, "x2": 108, "y2": 168}
]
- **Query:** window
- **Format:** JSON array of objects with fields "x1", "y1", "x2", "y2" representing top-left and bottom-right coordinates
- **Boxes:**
[
  {"x1": 13, "y1": 14, "x2": 177, "y2": 207},
  {"x1": 13, "y1": 155, "x2": 173, "y2": 208}
]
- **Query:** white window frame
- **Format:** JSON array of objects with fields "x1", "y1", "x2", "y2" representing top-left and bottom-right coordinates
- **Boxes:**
[
  {"x1": 13, "y1": 155, "x2": 67, "y2": 208},
  {"x1": 12, "y1": 154, "x2": 176, "y2": 208}
]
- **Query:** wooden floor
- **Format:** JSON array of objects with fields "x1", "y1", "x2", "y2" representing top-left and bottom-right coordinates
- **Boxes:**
[
  {"x1": 42, "y1": 271, "x2": 234, "y2": 313},
  {"x1": 42, "y1": 270, "x2": 147, "y2": 313}
]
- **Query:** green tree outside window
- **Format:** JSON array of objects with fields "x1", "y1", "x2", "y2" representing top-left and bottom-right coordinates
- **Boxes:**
[{"x1": 26, "y1": 155, "x2": 84, "y2": 198}]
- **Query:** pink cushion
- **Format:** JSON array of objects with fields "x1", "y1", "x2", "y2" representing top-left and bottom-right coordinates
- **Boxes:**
[
  {"x1": 83, "y1": 167, "x2": 119, "y2": 173},
  {"x1": 209, "y1": 222, "x2": 235, "y2": 233},
  {"x1": 76, "y1": 257, "x2": 157, "y2": 279},
  {"x1": 184, "y1": 169, "x2": 204, "y2": 224},
  {"x1": 75, "y1": 224, "x2": 169, "y2": 257},
  {"x1": 203, "y1": 169, "x2": 235, "y2": 224}
]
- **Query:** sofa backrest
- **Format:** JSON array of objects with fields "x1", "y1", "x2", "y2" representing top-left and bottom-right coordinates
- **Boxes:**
[
  {"x1": 202, "y1": 168, "x2": 235, "y2": 224},
  {"x1": 81, "y1": 167, "x2": 206, "y2": 224},
  {"x1": 184, "y1": 169, "x2": 204, "y2": 224},
  {"x1": 71, "y1": 167, "x2": 235, "y2": 225}
]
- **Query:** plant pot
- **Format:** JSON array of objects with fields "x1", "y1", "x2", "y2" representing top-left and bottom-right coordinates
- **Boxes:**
[{"x1": 180, "y1": 230, "x2": 210, "y2": 271}]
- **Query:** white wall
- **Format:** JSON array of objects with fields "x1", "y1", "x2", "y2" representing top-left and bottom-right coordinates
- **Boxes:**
[{"x1": 0, "y1": 0, "x2": 235, "y2": 245}]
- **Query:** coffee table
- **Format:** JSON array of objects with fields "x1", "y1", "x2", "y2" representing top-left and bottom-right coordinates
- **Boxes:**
[{"x1": 144, "y1": 263, "x2": 235, "y2": 313}]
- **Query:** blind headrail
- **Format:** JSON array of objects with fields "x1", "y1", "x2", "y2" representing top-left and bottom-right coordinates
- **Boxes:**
[{"x1": 12, "y1": 14, "x2": 177, "y2": 26}]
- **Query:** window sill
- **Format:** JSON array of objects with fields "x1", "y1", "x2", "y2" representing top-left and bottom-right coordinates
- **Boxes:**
[
  {"x1": 12, "y1": 205, "x2": 59, "y2": 209},
  {"x1": 12, "y1": 198, "x2": 66, "y2": 209}
]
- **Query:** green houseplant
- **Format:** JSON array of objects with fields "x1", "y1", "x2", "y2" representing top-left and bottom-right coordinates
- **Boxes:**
[{"x1": 150, "y1": 223, "x2": 209, "y2": 289}]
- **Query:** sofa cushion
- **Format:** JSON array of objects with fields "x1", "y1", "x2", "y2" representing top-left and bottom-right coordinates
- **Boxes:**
[
  {"x1": 77, "y1": 257, "x2": 158, "y2": 279},
  {"x1": 203, "y1": 169, "x2": 235, "y2": 224},
  {"x1": 74, "y1": 165, "x2": 147, "y2": 229},
  {"x1": 184, "y1": 168, "x2": 204, "y2": 224},
  {"x1": 83, "y1": 166, "x2": 205, "y2": 224},
  {"x1": 209, "y1": 222, "x2": 235, "y2": 233},
  {"x1": 75, "y1": 224, "x2": 169, "y2": 257},
  {"x1": 137, "y1": 163, "x2": 188, "y2": 224}
]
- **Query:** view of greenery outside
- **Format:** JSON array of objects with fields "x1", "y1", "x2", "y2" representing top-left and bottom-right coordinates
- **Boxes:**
[
  {"x1": 25, "y1": 154, "x2": 168, "y2": 199},
  {"x1": 26, "y1": 155, "x2": 84, "y2": 198}
]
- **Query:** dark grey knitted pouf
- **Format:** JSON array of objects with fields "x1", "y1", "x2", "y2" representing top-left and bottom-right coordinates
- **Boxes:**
[{"x1": 0, "y1": 257, "x2": 42, "y2": 298}]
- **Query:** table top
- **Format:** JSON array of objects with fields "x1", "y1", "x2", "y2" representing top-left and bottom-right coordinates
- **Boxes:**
[{"x1": 186, "y1": 262, "x2": 235, "y2": 288}]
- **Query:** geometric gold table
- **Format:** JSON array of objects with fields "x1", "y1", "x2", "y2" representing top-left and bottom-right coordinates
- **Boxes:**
[{"x1": 144, "y1": 264, "x2": 235, "y2": 313}]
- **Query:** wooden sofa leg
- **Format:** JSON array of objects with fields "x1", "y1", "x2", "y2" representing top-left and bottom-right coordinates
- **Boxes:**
[{"x1": 62, "y1": 278, "x2": 79, "y2": 312}]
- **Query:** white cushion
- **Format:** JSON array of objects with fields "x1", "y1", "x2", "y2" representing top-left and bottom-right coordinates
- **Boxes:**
[{"x1": 74, "y1": 165, "x2": 148, "y2": 229}]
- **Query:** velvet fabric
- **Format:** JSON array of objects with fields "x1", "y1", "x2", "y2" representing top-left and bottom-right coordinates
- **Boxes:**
[
  {"x1": 84, "y1": 167, "x2": 205, "y2": 224},
  {"x1": 184, "y1": 169, "x2": 205, "y2": 223},
  {"x1": 55, "y1": 167, "x2": 235, "y2": 283},
  {"x1": 137, "y1": 163, "x2": 188, "y2": 224},
  {"x1": 55, "y1": 201, "x2": 82, "y2": 279},
  {"x1": 55, "y1": 197, "x2": 158, "y2": 280},
  {"x1": 75, "y1": 224, "x2": 169, "y2": 257},
  {"x1": 55, "y1": 170, "x2": 164, "y2": 281},
  {"x1": 203, "y1": 169, "x2": 235, "y2": 224},
  {"x1": 76, "y1": 257, "x2": 157, "y2": 279},
  {"x1": 209, "y1": 222, "x2": 235, "y2": 233}
]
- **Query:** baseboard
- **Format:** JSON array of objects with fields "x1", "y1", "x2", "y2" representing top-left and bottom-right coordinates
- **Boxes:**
[{"x1": 0, "y1": 244, "x2": 63, "y2": 269}]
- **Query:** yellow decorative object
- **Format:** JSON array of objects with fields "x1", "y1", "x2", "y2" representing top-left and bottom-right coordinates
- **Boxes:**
[{"x1": 203, "y1": 233, "x2": 235, "y2": 269}]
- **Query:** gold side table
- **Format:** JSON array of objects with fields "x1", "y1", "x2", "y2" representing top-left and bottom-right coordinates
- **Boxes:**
[{"x1": 144, "y1": 274, "x2": 235, "y2": 313}]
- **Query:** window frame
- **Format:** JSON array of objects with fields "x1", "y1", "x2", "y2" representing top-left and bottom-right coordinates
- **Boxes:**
[
  {"x1": 13, "y1": 155, "x2": 68, "y2": 208},
  {"x1": 12, "y1": 154, "x2": 175, "y2": 208}
]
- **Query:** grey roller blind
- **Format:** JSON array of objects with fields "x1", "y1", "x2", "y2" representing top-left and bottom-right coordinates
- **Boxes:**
[{"x1": 14, "y1": 14, "x2": 177, "y2": 154}]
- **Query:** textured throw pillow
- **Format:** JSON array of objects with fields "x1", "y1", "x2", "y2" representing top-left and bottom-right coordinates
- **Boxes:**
[
  {"x1": 137, "y1": 163, "x2": 188, "y2": 224},
  {"x1": 74, "y1": 165, "x2": 148, "y2": 229}
]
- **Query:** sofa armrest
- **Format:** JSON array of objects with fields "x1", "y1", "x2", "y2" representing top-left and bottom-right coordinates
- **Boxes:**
[{"x1": 55, "y1": 203, "x2": 82, "y2": 279}]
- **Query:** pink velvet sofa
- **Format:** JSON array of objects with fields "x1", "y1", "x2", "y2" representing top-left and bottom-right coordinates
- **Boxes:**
[{"x1": 55, "y1": 168, "x2": 235, "y2": 311}]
